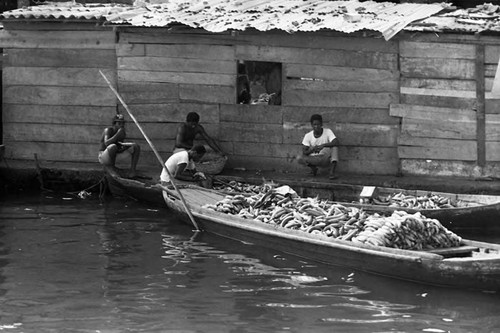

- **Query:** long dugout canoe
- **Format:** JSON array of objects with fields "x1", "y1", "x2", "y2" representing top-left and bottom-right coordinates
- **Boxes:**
[
  {"x1": 162, "y1": 185, "x2": 500, "y2": 292},
  {"x1": 213, "y1": 176, "x2": 500, "y2": 232},
  {"x1": 104, "y1": 167, "x2": 500, "y2": 232}
]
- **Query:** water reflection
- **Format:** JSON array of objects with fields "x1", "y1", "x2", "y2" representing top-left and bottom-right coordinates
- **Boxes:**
[
  {"x1": 161, "y1": 233, "x2": 226, "y2": 267},
  {"x1": 0, "y1": 192, "x2": 500, "y2": 333}
]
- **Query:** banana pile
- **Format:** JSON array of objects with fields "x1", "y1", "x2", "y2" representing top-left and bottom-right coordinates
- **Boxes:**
[
  {"x1": 372, "y1": 192, "x2": 472, "y2": 209},
  {"x1": 351, "y1": 211, "x2": 462, "y2": 250},
  {"x1": 203, "y1": 188, "x2": 463, "y2": 250},
  {"x1": 213, "y1": 180, "x2": 276, "y2": 194}
]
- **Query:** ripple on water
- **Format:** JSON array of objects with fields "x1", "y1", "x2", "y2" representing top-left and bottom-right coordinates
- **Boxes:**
[
  {"x1": 319, "y1": 296, "x2": 418, "y2": 326},
  {"x1": 258, "y1": 303, "x2": 327, "y2": 309},
  {"x1": 306, "y1": 284, "x2": 371, "y2": 297},
  {"x1": 1, "y1": 193, "x2": 500, "y2": 333}
]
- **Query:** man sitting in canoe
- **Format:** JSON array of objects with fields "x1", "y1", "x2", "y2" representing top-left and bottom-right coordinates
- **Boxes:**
[
  {"x1": 297, "y1": 114, "x2": 339, "y2": 179},
  {"x1": 160, "y1": 144, "x2": 207, "y2": 183},
  {"x1": 174, "y1": 112, "x2": 224, "y2": 155},
  {"x1": 99, "y1": 114, "x2": 141, "y2": 178}
]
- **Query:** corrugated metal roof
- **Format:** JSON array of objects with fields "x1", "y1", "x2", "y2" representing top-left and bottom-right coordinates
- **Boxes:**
[
  {"x1": 406, "y1": 3, "x2": 500, "y2": 33},
  {"x1": 0, "y1": 0, "x2": 449, "y2": 40},
  {"x1": 0, "y1": 2, "x2": 129, "y2": 21}
]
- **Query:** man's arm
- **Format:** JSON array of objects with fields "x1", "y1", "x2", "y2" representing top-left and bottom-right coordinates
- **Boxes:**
[
  {"x1": 303, "y1": 145, "x2": 315, "y2": 156},
  {"x1": 198, "y1": 125, "x2": 224, "y2": 154},
  {"x1": 308, "y1": 138, "x2": 339, "y2": 154},
  {"x1": 173, "y1": 163, "x2": 196, "y2": 181},
  {"x1": 317, "y1": 137, "x2": 339, "y2": 150},
  {"x1": 103, "y1": 127, "x2": 125, "y2": 147},
  {"x1": 302, "y1": 133, "x2": 316, "y2": 155},
  {"x1": 310, "y1": 129, "x2": 338, "y2": 152}
]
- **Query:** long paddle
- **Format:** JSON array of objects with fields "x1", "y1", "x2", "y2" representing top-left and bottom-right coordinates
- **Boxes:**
[{"x1": 99, "y1": 70, "x2": 201, "y2": 232}]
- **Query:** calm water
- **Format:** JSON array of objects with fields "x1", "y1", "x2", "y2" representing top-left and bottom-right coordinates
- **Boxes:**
[{"x1": 1, "y1": 191, "x2": 500, "y2": 333}]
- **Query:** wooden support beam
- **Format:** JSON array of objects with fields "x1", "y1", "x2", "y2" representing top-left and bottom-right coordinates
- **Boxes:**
[{"x1": 476, "y1": 45, "x2": 486, "y2": 166}]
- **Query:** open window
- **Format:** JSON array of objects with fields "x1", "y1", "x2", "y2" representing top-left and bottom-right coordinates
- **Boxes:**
[{"x1": 237, "y1": 60, "x2": 282, "y2": 105}]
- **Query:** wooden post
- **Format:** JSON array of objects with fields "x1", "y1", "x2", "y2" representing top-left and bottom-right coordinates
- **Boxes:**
[{"x1": 475, "y1": 44, "x2": 486, "y2": 167}]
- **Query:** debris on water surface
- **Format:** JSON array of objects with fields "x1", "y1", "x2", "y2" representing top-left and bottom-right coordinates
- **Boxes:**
[{"x1": 78, "y1": 190, "x2": 91, "y2": 199}]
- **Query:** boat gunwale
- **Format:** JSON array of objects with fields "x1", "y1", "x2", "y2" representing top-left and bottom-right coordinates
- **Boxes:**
[
  {"x1": 162, "y1": 186, "x2": 500, "y2": 292},
  {"x1": 341, "y1": 201, "x2": 500, "y2": 216},
  {"x1": 106, "y1": 167, "x2": 500, "y2": 262},
  {"x1": 108, "y1": 168, "x2": 500, "y2": 213},
  {"x1": 168, "y1": 185, "x2": 500, "y2": 261},
  {"x1": 213, "y1": 176, "x2": 500, "y2": 214},
  {"x1": 105, "y1": 166, "x2": 500, "y2": 290},
  {"x1": 163, "y1": 186, "x2": 450, "y2": 260},
  {"x1": 193, "y1": 204, "x2": 447, "y2": 262},
  {"x1": 160, "y1": 183, "x2": 500, "y2": 264}
]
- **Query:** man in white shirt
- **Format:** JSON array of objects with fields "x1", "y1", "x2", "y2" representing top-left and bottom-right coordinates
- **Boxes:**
[
  {"x1": 297, "y1": 114, "x2": 339, "y2": 179},
  {"x1": 160, "y1": 145, "x2": 206, "y2": 183}
]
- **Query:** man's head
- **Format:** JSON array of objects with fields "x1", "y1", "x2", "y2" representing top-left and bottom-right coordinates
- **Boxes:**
[
  {"x1": 113, "y1": 114, "x2": 126, "y2": 127},
  {"x1": 186, "y1": 112, "x2": 200, "y2": 128},
  {"x1": 310, "y1": 114, "x2": 323, "y2": 133},
  {"x1": 190, "y1": 144, "x2": 206, "y2": 162}
]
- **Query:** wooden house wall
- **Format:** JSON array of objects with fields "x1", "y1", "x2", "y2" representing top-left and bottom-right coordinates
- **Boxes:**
[
  {"x1": 393, "y1": 34, "x2": 500, "y2": 178},
  {"x1": 1, "y1": 25, "x2": 118, "y2": 167},
  {"x1": 3, "y1": 23, "x2": 497, "y2": 178},
  {"x1": 117, "y1": 30, "x2": 400, "y2": 174}
]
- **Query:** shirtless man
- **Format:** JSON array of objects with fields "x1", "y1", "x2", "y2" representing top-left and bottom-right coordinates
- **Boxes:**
[
  {"x1": 174, "y1": 112, "x2": 224, "y2": 155},
  {"x1": 98, "y1": 114, "x2": 140, "y2": 178}
]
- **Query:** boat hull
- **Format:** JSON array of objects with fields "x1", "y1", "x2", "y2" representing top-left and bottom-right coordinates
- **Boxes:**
[
  {"x1": 218, "y1": 177, "x2": 500, "y2": 232},
  {"x1": 162, "y1": 187, "x2": 500, "y2": 292},
  {"x1": 347, "y1": 201, "x2": 500, "y2": 232},
  {"x1": 104, "y1": 167, "x2": 500, "y2": 232},
  {"x1": 104, "y1": 167, "x2": 164, "y2": 206}
]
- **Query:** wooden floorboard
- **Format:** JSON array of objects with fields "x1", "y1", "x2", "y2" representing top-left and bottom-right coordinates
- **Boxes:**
[{"x1": 182, "y1": 188, "x2": 224, "y2": 206}]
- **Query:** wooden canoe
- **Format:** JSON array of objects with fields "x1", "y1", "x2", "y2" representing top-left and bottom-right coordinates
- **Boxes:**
[
  {"x1": 104, "y1": 167, "x2": 500, "y2": 232},
  {"x1": 161, "y1": 184, "x2": 500, "y2": 292},
  {"x1": 340, "y1": 187, "x2": 500, "y2": 232},
  {"x1": 213, "y1": 177, "x2": 500, "y2": 232},
  {"x1": 104, "y1": 166, "x2": 164, "y2": 206}
]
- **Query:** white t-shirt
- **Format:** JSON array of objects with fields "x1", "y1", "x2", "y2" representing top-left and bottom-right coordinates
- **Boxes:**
[
  {"x1": 302, "y1": 128, "x2": 336, "y2": 155},
  {"x1": 160, "y1": 150, "x2": 194, "y2": 182}
]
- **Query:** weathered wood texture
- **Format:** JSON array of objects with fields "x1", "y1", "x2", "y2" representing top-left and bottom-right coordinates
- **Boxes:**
[
  {"x1": 0, "y1": 29, "x2": 115, "y2": 49},
  {"x1": 116, "y1": 35, "x2": 230, "y2": 166},
  {"x1": 397, "y1": 40, "x2": 500, "y2": 177},
  {"x1": 1, "y1": 28, "x2": 119, "y2": 166},
  {"x1": 476, "y1": 45, "x2": 486, "y2": 166},
  {"x1": 5, "y1": 26, "x2": 499, "y2": 178},
  {"x1": 116, "y1": 31, "x2": 400, "y2": 174},
  {"x1": 400, "y1": 159, "x2": 500, "y2": 178}
]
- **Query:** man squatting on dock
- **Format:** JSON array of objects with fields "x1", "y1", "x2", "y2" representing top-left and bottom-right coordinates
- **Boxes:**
[
  {"x1": 98, "y1": 114, "x2": 141, "y2": 178},
  {"x1": 297, "y1": 114, "x2": 339, "y2": 179}
]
